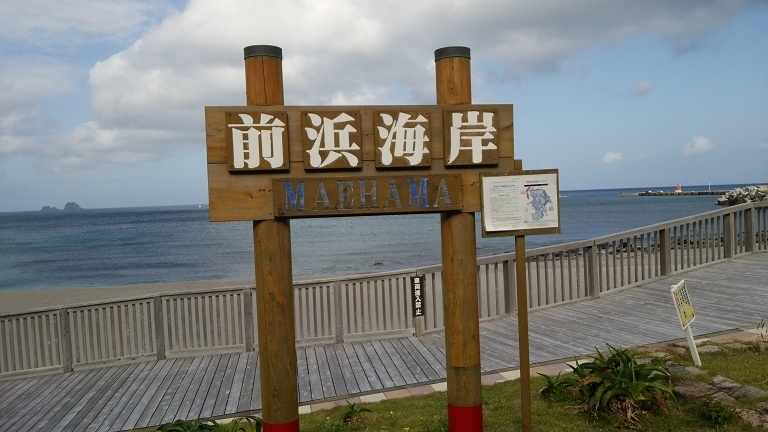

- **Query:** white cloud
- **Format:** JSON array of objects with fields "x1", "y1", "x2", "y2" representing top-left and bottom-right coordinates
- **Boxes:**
[
  {"x1": 0, "y1": 0, "x2": 758, "y2": 175},
  {"x1": 631, "y1": 81, "x2": 655, "y2": 96},
  {"x1": 0, "y1": 57, "x2": 77, "y2": 156},
  {"x1": 683, "y1": 136, "x2": 715, "y2": 156},
  {"x1": 602, "y1": 151, "x2": 624, "y2": 164},
  {"x1": 0, "y1": 0, "x2": 174, "y2": 47},
  {"x1": 757, "y1": 142, "x2": 768, "y2": 150}
]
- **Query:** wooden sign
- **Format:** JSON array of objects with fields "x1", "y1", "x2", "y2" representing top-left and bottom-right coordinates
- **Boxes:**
[{"x1": 206, "y1": 104, "x2": 516, "y2": 221}]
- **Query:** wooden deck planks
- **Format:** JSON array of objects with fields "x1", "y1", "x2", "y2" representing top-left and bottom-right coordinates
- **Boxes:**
[
  {"x1": 84, "y1": 362, "x2": 151, "y2": 432},
  {"x1": 146, "y1": 357, "x2": 195, "y2": 427},
  {"x1": 199, "y1": 354, "x2": 230, "y2": 419},
  {"x1": 123, "y1": 359, "x2": 179, "y2": 430},
  {"x1": 10, "y1": 368, "x2": 90, "y2": 431},
  {"x1": 223, "y1": 353, "x2": 249, "y2": 416},
  {"x1": 187, "y1": 355, "x2": 224, "y2": 420},
  {"x1": 341, "y1": 343, "x2": 373, "y2": 393},
  {"x1": 0, "y1": 373, "x2": 61, "y2": 416},
  {"x1": 159, "y1": 356, "x2": 205, "y2": 425},
  {"x1": 398, "y1": 338, "x2": 443, "y2": 381},
  {"x1": 103, "y1": 361, "x2": 167, "y2": 431},
  {"x1": 329, "y1": 344, "x2": 358, "y2": 394},
  {"x1": 51, "y1": 365, "x2": 126, "y2": 432},
  {"x1": 323, "y1": 345, "x2": 349, "y2": 396},
  {"x1": 0, "y1": 254, "x2": 765, "y2": 432}
]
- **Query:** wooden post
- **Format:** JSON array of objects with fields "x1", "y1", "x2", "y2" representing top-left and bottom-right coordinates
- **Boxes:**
[
  {"x1": 58, "y1": 307, "x2": 72, "y2": 373},
  {"x1": 503, "y1": 259, "x2": 515, "y2": 315},
  {"x1": 744, "y1": 206, "x2": 755, "y2": 253},
  {"x1": 659, "y1": 228, "x2": 672, "y2": 276},
  {"x1": 515, "y1": 236, "x2": 532, "y2": 431},
  {"x1": 724, "y1": 212, "x2": 735, "y2": 259},
  {"x1": 242, "y1": 288, "x2": 255, "y2": 352},
  {"x1": 334, "y1": 281, "x2": 344, "y2": 344},
  {"x1": 586, "y1": 243, "x2": 599, "y2": 298},
  {"x1": 245, "y1": 45, "x2": 300, "y2": 432},
  {"x1": 153, "y1": 296, "x2": 166, "y2": 360},
  {"x1": 435, "y1": 46, "x2": 483, "y2": 432}
]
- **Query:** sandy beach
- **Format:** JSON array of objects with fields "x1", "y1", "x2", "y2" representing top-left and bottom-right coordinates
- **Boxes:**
[{"x1": 0, "y1": 278, "x2": 254, "y2": 316}]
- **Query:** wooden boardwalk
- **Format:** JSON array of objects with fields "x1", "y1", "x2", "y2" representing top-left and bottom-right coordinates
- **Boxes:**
[{"x1": 1, "y1": 254, "x2": 766, "y2": 432}]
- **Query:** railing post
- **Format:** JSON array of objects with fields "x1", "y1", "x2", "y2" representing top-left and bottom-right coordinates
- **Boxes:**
[
  {"x1": 243, "y1": 288, "x2": 255, "y2": 352},
  {"x1": 586, "y1": 243, "x2": 599, "y2": 298},
  {"x1": 724, "y1": 212, "x2": 736, "y2": 259},
  {"x1": 153, "y1": 296, "x2": 166, "y2": 360},
  {"x1": 744, "y1": 206, "x2": 755, "y2": 253},
  {"x1": 659, "y1": 228, "x2": 672, "y2": 276},
  {"x1": 58, "y1": 308, "x2": 72, "y2": 373},
  {"x1": 502, "y1": 258, "x2": 516, "y2": 315},
  {"x1": 334, "y1": 281, "x2": 344, "y2": 344}
]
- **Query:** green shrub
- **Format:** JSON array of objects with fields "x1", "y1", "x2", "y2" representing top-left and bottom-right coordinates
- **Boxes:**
[
  {"x1": 538, "y1": 372, "x2": 579, "y2": 400},
  {"x1": 539, "y1": 344, "x2": 675, "y2": 428},
  {"x1": 320, "y1": 401, "x2": 372, "y2": 431},
  {"x1": 688, "y1": 398, "x2": 737, "y2": 427},
  {"x1": 155, "y1": 416, "x2": 262, "y2": 432}
]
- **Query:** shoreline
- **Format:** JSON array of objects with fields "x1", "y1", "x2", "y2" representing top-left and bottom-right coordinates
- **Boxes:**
[
  {"x1": 0, "y1": 278, "x2": 253, "y2": 315},
  {"x1": 0, "y1": 272, "x2": 383, "y2": 316}
]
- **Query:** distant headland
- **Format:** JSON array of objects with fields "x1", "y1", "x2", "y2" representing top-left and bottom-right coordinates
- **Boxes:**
[{"x1": 40, "y1": 202, "x2": 83, "y2": 211}]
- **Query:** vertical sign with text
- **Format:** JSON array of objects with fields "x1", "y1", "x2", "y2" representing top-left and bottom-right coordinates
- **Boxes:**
[
  {"x1": 671, "y1": 280, "x2": 695, "y2": 329},
  {"x1": 411, "y1": 275, "x2": 425, "y2": 317}
]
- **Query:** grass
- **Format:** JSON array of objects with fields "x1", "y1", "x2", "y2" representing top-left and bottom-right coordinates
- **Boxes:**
[{"x1": 295, "y1": 340, "x2": 767, "y2": 431}]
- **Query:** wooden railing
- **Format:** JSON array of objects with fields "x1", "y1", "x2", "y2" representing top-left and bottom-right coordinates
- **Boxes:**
[{"x1": 1, "y1": 202, "x2": 766, "y2": 377}]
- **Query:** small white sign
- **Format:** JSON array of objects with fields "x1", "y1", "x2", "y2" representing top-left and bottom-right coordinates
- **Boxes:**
[
  {"x1": 670, "y1": 280, "x2": 701, "y2": 366},
  {"x1": 671, "y1": 280, "x2": 695, "y2": 329},
  {"x1": 481, "y1": 170, "x2": 560, "y2": 237}
]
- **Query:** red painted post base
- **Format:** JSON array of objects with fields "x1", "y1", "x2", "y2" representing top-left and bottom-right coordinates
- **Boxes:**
[
  {"x1": 448, "y1": 403, "x2": 483, "y2": 431},
  {"x1": 263, "y1": 419, "x2": 300, "y2": 432}
]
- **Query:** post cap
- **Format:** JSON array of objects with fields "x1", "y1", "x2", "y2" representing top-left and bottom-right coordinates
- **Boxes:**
[
  {"x1": 244, "y1": 45, "x2": 283, "y2": 60},
  {"x1": 434, "y1": 46, "x2": 471, "y2": 61}
]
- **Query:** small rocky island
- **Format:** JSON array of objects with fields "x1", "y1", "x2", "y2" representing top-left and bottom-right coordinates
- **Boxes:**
[{"x1": 40, "y1": 202, "x2": 83, "y2": 211}]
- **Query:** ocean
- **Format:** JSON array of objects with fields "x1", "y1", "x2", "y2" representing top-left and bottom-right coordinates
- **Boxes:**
[{"x1": 0, "y1": 184, "x2": 752, "y2": 291}]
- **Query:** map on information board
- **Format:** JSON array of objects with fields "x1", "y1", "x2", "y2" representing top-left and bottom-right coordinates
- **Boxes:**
[{"x1": 481, "y1": 170, "x2": 560, "y2": 237}]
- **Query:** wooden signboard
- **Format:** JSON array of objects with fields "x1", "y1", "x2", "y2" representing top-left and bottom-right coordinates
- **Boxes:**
[{"x1": 205, "y1": 104, "x2": 517, "y2": 221}]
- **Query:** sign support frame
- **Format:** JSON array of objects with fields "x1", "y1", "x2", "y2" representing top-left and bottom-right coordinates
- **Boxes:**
[
  {"x1": 244, "y1": 45, "x2": 300, "y2": 432},
  {"x1": 435, "y1": 46, "x2": 484, "y2": 432}
]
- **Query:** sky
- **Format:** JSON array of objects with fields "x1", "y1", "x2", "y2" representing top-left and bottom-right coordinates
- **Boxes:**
[{"x1": 1, "y1": 0, "x2": 766, "y2": 212}]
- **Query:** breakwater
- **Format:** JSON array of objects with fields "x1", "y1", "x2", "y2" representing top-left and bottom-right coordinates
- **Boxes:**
[{"x1": 619, "y1": 190, "x2": 728, "y2": 197}]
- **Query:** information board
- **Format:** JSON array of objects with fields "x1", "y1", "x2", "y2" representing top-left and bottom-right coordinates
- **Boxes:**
[{"x1": 480, "y1": 169, "x2": 560, "y2": 237}]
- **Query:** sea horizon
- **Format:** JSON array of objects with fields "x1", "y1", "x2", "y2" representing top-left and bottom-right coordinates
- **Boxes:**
[
  {"x1": 1, "y1": 182, "x2": 762, "y2": 214},
  {"x1": 1, "y1": 182, "x2": 763, "y2": 293}
]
